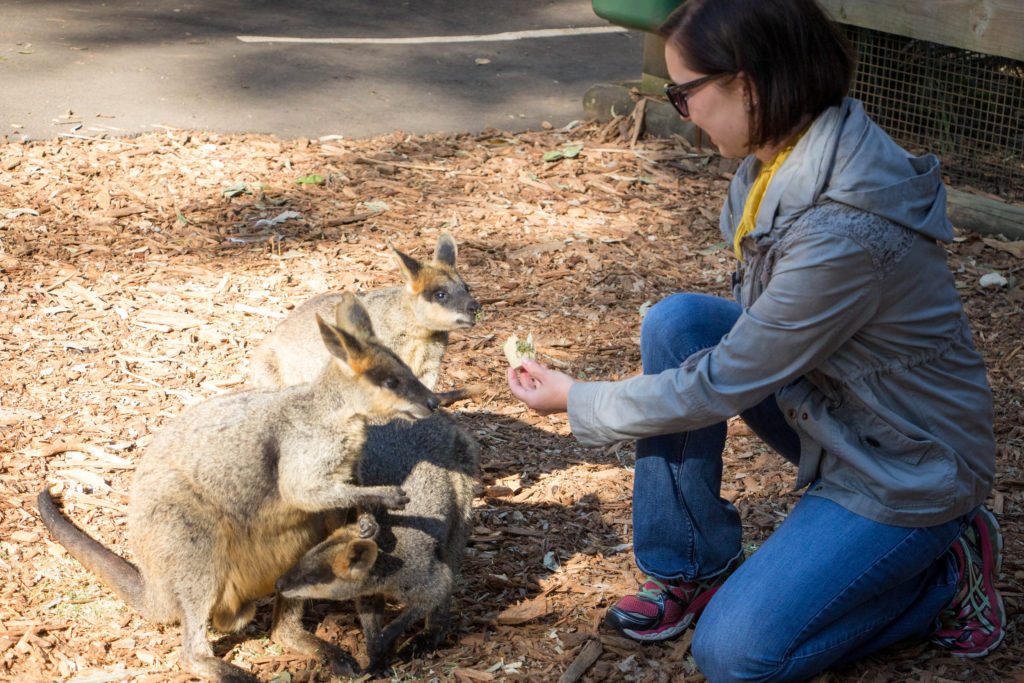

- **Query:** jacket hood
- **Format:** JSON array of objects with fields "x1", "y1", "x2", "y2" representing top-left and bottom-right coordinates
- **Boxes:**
[{"x1": 722, "y1": 98, "x2": 953, "y2": 244}]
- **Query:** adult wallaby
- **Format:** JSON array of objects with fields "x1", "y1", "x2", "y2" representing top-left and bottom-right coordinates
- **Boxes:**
[
  {"x1": 248, "y1": 233, "x2": 480, "y2": 394},
  {"x1": 276, "y1": 411, "x2": 479, "y2": 674},
  {"x1": 37, "y1": 293, "x2": 439, "y2": 683}
]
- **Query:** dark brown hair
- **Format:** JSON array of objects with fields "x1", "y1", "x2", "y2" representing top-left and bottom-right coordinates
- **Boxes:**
[{"x1": 659, "y1": 0, "x2": 856, "y2": 147}]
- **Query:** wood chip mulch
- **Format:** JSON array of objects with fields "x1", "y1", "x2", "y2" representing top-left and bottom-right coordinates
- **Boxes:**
[{"x1": 1, "y1": 116, "x2": 1022, "y2": 683}]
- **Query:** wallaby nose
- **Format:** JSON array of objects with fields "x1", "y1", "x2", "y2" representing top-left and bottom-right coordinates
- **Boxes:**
[
  {"x1": 275, "y1": 577, "x2": 287, "y2": 593},
  {"x1": 427, "y1": 394, "x2": 440, "y2": 412},
  {"x1": 468, "y1": 300, "x2": 481, "y2": 316}
]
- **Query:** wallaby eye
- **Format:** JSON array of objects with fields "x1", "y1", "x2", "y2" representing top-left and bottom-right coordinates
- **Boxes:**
[
  {"x1": 433, "y1": 290, "x2": 448, "y2": 302},
  {"x1": 382, "y1": 378, "x2": 399, "y2": 391}
]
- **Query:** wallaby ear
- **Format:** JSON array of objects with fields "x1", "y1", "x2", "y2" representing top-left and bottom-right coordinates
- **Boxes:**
[
  {"x1": 333, "y1": 292, "x2": 377, "y2": 340},
  {"x1": 434, "y1": 232, "x2": 457, "y2": 267},
  {"x1": 390, "y1": 242, "x2": 423, "y2": 289},
  {"x1": 330, "y1": 539, "x2": 378, "y2": 579},
  {"x1": 317, "y1": 311, "x2": 363, "y2": 374}
]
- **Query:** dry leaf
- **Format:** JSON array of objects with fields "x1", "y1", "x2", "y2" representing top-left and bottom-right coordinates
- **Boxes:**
[{"x1": 982, "y1": 238, "x2": 1024, "y2": 259}]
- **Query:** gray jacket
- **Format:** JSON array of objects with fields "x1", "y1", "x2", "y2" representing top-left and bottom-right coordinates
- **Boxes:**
[{"x1": 568, "y1": 99, "x2": 995, "y2": 527}]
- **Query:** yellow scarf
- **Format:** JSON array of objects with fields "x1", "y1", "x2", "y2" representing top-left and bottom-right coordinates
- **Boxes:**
[{"x1": 733, "y1": 129, "x2": 808, "y2": 260}]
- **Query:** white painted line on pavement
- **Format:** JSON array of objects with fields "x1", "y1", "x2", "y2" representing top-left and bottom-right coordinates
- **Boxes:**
[{"x1": 237, "y1": 26, "x2": 629, "y2": 45}]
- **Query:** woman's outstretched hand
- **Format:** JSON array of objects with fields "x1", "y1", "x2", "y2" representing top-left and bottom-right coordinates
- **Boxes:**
[{"x1": 506, "y1": 358, "x2": 574, "y2": 415}]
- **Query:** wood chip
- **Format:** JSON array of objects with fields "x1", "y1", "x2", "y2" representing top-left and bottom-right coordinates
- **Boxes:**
[
  {"x1": 62, "y1": 282, "x2": 111, "y2": 310},
  {"x1": 54, "y1": 468, "x2": 110, "y2": 492},
  {"x1": 495, "y1": 596, "x2": 549, "y2": 625},
  {"x1": 453, "y1": 668, "x2": 496, "y2": 682},
  {"x1": 134, "y1": 309, "x2": 204, "y2": 330},
  {"x1": 557, "y1": 639, "x2": 603, "y2": 683},
  {"x1": 233, "y1": 303, "x2": 285, "y2": 319},
  {"x1": 105, "y1": 204, "x2": 149, "y2": 218}
]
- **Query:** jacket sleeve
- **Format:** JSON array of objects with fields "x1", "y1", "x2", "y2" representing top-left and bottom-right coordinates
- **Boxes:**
[{"x1": 567, "y1": 229, "x2": 881, "y2": 447}]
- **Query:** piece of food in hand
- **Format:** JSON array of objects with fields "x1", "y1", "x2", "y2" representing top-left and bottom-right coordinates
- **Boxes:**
[{"x1": 503, "y1": 333, "x2": 536, "y2": 369}]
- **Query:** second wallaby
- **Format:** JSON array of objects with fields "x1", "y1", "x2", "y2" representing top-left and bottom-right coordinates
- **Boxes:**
[
  {"x1": 276, "y1": 411, "x2": 480, "y2": 674},
  {"x1": 248, "y1": 232, "x2": 480, "y2": 392},
  {"x1": 37, "y1": 293, "x2": 439, "y2": 683}
]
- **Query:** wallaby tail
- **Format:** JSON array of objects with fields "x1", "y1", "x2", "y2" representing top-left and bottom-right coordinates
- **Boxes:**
[
  {"x1": 36, "y1": 487, "x2": 146, "y2": 610},
  {"x1": 435, "y1": 383, "x2": 486, "y2": 407}
]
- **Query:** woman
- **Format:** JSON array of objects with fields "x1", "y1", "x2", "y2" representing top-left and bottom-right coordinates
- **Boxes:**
[{"x1": 507, "y1": 0, "x2": 1004, "y2": 679}]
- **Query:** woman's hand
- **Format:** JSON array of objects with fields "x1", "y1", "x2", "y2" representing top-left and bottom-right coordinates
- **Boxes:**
[{"x1": 506, "y1": 358, "x2": 574, "y2": 415}]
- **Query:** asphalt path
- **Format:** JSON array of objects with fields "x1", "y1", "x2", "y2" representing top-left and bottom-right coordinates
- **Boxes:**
[{"x1": 1, "y1": 0, "x2": 643, "y2": 141}]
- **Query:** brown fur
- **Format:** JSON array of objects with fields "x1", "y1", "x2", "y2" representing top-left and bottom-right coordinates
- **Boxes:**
[
  {"x1": 37, "y1": 293, "x2": 438, "y2": 683},
  {"x1": 248, "y1": 233, "x2": 480, "y2": 392}
]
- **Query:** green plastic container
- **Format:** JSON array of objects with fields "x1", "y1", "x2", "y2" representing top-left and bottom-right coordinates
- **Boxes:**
[{"x1": 592, "y1": 0, "x2": 683, "y2": 32}]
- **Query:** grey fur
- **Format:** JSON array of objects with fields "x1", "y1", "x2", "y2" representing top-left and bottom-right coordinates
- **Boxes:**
[{"x1": 276, "y1": 412, "x2": 479, "y2": 673}]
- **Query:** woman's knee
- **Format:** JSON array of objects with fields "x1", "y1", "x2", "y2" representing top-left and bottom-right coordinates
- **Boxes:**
[
  {"x1": 692, "y1": 598, "x2": 787, "y2": 683},
  {"x1": 640, "y1": 293, "x2": 726, "y2": 371}
]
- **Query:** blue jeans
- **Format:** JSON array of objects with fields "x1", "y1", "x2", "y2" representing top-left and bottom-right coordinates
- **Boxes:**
[{"x1": 636, "y1": 293, "x2": 963, "y2": 682}]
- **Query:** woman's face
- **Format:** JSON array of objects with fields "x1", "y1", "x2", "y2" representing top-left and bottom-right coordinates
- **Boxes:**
[{"x1": 664, "y1": 41, "x2": 753, "y2": 159}]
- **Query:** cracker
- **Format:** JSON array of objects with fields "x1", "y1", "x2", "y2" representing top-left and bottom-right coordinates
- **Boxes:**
[{"x1": 502, "y1": 333, "x2": 536, "y2": 369}]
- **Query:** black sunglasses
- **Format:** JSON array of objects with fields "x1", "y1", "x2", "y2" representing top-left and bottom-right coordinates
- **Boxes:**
[{"x1": 664, "y1": 73, "x2": 728, "y2": 118}]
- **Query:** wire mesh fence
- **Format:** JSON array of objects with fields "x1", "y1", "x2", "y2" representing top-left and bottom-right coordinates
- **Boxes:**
[{"x1": 843, "y1": 25, "x2": 1024, "y2": 202}]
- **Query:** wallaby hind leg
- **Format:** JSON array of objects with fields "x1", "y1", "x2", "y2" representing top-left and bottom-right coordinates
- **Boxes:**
[
  {"x1": 419, "y1": 601, "x2": 452, "y2": 652},
  {"x1": 356, "y1": 594, "x2": 386, "y2": 650},
  {"x1": 179, "y1": 610, "x2": 259, "y2": 683},
  {"x1": 153, "y1": 514, "x2": 256, "y2": 681},
  {"x1": 365, "y1": 604, "x2": 428, "y2": 674},
  {"x1": 270, "y1": 594, "x2": 359, "y2": 678}
]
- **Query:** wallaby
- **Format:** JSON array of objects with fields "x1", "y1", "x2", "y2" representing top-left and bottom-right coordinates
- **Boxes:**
[
  {"x1": 276, "y1": 411, "x2": 479, "y2": 674},
  {"x1": 248, "y1": 233, "x2": 481, "y2": 396},
  {"x1": 37, "y1": 293, "x2": 440, "y2": 683}
]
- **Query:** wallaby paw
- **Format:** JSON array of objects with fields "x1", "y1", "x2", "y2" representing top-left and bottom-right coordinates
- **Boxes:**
[
  {"x1": 380, "y1": 487, "x2": 409, "y2": 510},
  {"x1": 319, "y1": 643, "x2": 360, "y2": 678},
  {"x1": 365, "y1": 655, "x2": 392, "y2": 677},
  {"x1": 364, "y1": 637, "x2": 392, "y2": 675},
  {"x1": 184, "y1": 654, "x2": 261, "y2": 683},
  {"x1": 219, "y1": 671, "x2": 261, "y2": 683},
  {"x1": 389, "y1": 629, "x2": 445, "y2": 666},
  {"x1": 415, "y1": 627, "x2": 448, "y2": 653},
  {"x1": 201, "y1": 661, "x2": 260, "y2": 683},
  {"x1": 357, "y1": 511, "x2": 379, "y2": 540}
]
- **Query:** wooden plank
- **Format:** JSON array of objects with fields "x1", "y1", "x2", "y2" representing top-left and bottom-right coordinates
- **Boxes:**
[{"x1": 819, "y1": 0, "x2": 1024, "y2": 61}]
